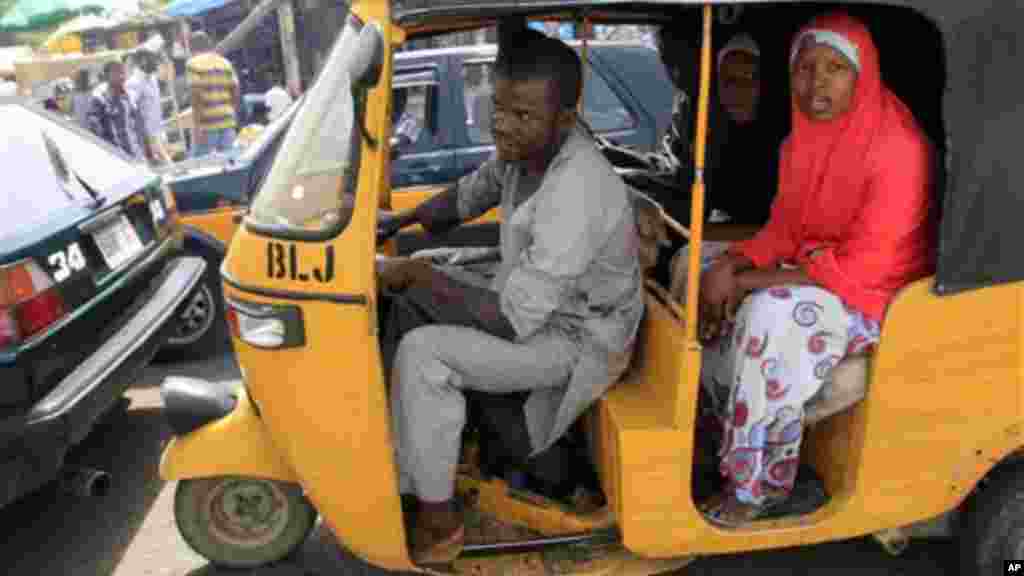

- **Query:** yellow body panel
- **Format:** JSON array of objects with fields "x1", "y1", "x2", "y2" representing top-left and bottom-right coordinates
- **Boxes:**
[
  {"x1": 180, "y1": 208, "x2": 245, "y2": 248},
  {"x1": 159, "y1": 383, "x2": 298, "y2": 482}
]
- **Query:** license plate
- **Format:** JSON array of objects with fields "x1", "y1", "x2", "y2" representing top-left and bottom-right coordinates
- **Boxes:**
[{"x1": 93, "y1": 215, "x2": 145, "y2": 271}]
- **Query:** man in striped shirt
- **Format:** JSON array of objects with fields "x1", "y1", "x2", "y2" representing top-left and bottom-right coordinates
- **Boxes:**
[{"x1": 186, "y1": 31, "x2": 240, "y2": 157}]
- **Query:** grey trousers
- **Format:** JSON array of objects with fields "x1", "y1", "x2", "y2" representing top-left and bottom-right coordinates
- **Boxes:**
[{"x1": 391, "y1": 324, "x2": 579, "y2": 502}]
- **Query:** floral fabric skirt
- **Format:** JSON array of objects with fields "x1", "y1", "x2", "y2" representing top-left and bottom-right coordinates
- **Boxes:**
[{"x1": 701, "y1": 284, "x2": 881, "y2": 507}]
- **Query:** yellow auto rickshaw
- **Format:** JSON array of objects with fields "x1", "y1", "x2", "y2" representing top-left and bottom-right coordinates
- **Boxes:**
[{"x1": 158, "y1": 1, "x2": 1024, "y2": 574}]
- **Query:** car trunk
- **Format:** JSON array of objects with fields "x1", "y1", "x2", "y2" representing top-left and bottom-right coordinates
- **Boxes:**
[{"x1": 0, "y1": 105, "x2": 176, "y2": 410}]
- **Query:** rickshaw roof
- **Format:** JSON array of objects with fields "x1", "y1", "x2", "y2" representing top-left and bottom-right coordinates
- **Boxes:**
[
  {"x1": 388, "y1": 0, "x2": 1024, "y2": 296},
  {"x1": 392, "y1": 1, "x2": 987, "y2": 27}
]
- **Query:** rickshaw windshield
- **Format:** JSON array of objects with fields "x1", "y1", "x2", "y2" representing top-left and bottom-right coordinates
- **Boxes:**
[{"x1": 248, "y1": 14, "x2": 367, "y2": 235}]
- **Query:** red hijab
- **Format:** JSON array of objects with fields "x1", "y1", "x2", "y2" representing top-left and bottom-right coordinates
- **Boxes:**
[{"x1": 736, "y1": 12, "x2": 935, "y2": 321}]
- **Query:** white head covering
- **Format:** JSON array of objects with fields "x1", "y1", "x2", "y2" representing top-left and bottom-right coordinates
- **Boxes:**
[
  {"x1": 717, "y1": 33, "x2": 760, "y2": 72},
  {"x1": 789, "y1": 29, "x2": 861, "y2": 72},
  {"x1": 265, "y1": 85, "x2": 293, "y2": 121}
]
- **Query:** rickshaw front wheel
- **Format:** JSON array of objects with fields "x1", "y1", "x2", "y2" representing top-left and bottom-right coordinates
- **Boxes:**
[
  {"x1": 174, "y1": 476, "x2": 316, "y2": 568},
  {"x1": 960, "y1": 461, "x2": 1024, "y2": 575}
]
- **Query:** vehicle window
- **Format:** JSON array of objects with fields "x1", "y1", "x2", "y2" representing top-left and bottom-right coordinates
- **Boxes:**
[
  {"x1": 392, "y1": 76, "x2": 439, "y2": 150},
  {"x1": 248, "y1": 14, "x2": 366, "y2": 235},
  {"x1": 582, "y1": 66, "x2": 636, "y2": 133},
  {"x1": 462, "y1": 62, "x2": 495, "y2": 145}
]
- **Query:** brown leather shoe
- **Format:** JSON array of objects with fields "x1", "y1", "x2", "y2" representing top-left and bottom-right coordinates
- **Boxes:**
[{"x1": 412, "y1": 520, "x2": 465, "y2": 565}]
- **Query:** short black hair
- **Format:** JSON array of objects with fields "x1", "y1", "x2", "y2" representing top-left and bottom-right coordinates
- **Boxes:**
[
  {"x1": 495, "y1": 25, "x2": 582, "y2": 111},
  {"x1": 191, "y1": 31, "x2": 213, "y2": 52}
]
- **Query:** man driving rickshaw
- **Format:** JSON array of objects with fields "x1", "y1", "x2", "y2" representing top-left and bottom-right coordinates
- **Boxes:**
[{"x1": 377, "y1": 26, "x2": 643, "y2": 564}]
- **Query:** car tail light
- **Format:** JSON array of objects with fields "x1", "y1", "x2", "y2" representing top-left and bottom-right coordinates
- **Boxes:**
[
  {"x1": 224, "y1": 298, "x2": 304, "y2": 350},
  {"x1": 0, "y1": 260, "x2": 67, "y2": 346}
]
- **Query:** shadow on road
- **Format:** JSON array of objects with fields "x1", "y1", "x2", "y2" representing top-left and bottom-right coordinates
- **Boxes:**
[
  {"x1": 676, "y1": 536, "x2": 958, "y2": 575},
  {"x1": 181, "y1": 522, "x2": 419, "y2": 576},
  {"x1": 2, "y1": 405, "x2": 169, "y2": 575}
]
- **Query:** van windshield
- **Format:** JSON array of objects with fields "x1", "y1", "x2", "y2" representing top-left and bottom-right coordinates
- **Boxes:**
[{"x1": 248, "y1": 14, "x2": 365, "y2": 234}]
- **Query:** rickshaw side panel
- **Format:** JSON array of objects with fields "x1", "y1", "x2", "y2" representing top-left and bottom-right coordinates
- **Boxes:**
[
  {"x1": 804, "y1": 277, "x2": 1024, "y2": 530},
  {"x1": 852, "y1": 278, "x2": 1023, "y2": 518},
  {"x1": 159, "y1": 384, "x2": 299, "y2": 483},
  {"x1": 588, "y1": 291, "x2": 703, "y2": 556}
]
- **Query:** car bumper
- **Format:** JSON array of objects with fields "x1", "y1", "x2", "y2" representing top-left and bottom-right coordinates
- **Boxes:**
[{"x1": 0, "y1": 253, "x2": 206, "y2": 508}]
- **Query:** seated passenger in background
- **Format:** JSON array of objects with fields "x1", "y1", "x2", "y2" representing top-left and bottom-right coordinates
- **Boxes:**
[{"x1": 706, "y1": 33, "x2": 780, "y2": 227}]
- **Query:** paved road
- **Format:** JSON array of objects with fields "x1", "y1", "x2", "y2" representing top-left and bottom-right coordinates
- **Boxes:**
[{"x1": 1, "y1": 350, "x2": 957, "y2": 575}]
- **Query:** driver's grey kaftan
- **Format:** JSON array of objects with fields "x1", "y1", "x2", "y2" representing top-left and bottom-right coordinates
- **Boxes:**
[{"x1": 391, "y1": 126, "x2": 644, "y2": 501}]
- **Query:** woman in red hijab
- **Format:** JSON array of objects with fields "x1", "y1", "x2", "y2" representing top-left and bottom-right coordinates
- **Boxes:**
[{"x1": 695, "y1": 11, "x2": 936, "y2": 525}]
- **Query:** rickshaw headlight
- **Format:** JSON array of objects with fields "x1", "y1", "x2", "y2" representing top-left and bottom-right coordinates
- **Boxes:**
[{"x1": 225, "y1": 297, "x2": 306, "y2": 349}]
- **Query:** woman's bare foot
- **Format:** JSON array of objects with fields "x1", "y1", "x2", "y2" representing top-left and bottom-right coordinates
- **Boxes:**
[{"x1": 702, "y1": 491, "x2": 762, "y2": 526}]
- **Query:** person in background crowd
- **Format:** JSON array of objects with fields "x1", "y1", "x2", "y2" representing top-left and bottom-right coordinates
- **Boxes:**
[
  {"x1": 87, "y1": 59, "x2": 146, "y2": 161},
  {"x1": 128, "y1": 36, "x2": 173, "y2": 165},
  {"x1": 186, "y1": 31, "x2": 240, "y2": 157}
]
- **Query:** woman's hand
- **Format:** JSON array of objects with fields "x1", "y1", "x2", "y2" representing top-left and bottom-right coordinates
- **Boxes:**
[{"x1": 699, "y1": 259, "x2": 740, "y2": 342}]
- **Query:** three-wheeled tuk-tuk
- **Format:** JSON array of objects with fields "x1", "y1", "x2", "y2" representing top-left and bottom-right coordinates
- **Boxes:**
[{"x1": 158, "y1": 1, "x2": 1024, "y2": 574}]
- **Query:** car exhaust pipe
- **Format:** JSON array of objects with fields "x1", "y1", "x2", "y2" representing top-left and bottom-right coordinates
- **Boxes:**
[{"x1": 60, "y1": 467, "x2": 112, "y2": 498}]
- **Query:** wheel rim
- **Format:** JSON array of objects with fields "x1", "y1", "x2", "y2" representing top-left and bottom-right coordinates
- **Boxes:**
[
  {"x1": 203, "y1": 478, "x2": 291, "y2": 549},
  {"x1": 168, "y1": 283, "x2": 216, "y2": 346}
]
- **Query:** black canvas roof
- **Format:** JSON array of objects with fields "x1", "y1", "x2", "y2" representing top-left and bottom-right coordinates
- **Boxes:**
[{"x1": 390, "y1": 0, "x2": 1024, "y2": 296}]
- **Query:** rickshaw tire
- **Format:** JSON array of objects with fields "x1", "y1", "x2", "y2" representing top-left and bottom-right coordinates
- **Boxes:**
[
  {"x1": 174, "y1": 476, "x2": 317, "y2": 569},
  {"x1": 959, "y1": 461, "x2": 1024, "y2": 576},
  {"x1": 155, "y1": 252, "x2": 229, "y2": 363}
]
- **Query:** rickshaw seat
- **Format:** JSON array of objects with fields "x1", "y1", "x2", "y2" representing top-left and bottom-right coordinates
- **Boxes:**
[{"x1": 804, "y1": 353, "x2": 872, "y2": 426}]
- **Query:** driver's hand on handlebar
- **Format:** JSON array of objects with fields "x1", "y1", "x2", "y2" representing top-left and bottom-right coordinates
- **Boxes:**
[
  {"x1": 377, "y1": 257, "x2": 435, "y2": 292},
  {"x1": 377, "y1": 209, "x2": 417, "y2": 244}
]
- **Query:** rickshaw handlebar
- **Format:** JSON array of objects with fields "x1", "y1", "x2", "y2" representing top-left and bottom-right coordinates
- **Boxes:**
[{"x1": 377, "y1": 209, "x2": 418, "y2": 244}]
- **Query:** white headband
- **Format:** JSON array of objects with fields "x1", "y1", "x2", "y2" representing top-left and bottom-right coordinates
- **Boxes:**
[
  {"x1": 790, "y1": 29, "x2": 860, "y2": 72},
  {"x1": 718, "y1": 33, "x2": 760, "y2": 72}
]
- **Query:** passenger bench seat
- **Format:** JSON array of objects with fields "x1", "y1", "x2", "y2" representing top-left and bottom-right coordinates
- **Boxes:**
[{"x1": 805, "y1": 354, "x2": 872, "y2": 426}]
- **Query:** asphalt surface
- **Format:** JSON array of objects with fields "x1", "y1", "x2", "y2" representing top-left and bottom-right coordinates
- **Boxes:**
[{"x1": 0, "y1": 349, "x2": 958, "y2": 575}]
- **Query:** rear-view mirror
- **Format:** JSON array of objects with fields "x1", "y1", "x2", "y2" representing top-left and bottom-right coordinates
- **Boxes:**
[{"x1": 351, "y1": 23, "x2": 384, "y2": 89}]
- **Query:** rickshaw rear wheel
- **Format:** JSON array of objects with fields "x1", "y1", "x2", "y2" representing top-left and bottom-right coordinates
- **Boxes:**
[
  {"x1": 960, "y1": 461, "x2": 1024, "y2": 575},
  {"x1": 174, "y1": 476, "x2": 316, "y2": 568}
]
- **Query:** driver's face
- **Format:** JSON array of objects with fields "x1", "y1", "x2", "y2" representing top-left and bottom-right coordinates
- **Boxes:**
[{"x1": 491, "y1": 75, "x2": 562, "y2": 164}]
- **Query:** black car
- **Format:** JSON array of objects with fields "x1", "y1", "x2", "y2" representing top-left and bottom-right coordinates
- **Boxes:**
[{"x1": 0, "y1": 100, "x2": 205, "y2": 509}]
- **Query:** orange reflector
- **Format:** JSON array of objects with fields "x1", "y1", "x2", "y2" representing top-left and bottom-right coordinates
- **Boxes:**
[{"x1": 4, "y1": 264, "x2": 37, "y2": 305}]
